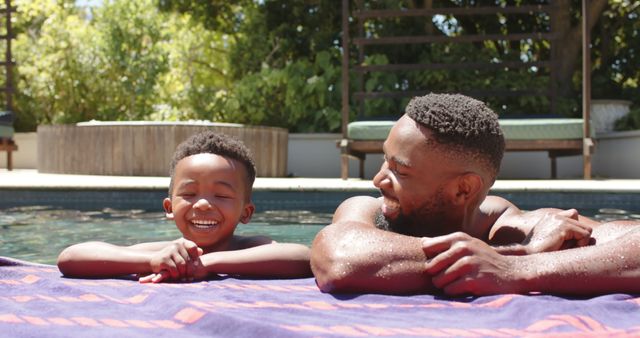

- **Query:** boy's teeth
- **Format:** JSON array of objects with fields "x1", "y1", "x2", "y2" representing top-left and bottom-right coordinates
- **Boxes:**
[{"x1": 191, "y1": 220, "x2": 218, "y2": 228}]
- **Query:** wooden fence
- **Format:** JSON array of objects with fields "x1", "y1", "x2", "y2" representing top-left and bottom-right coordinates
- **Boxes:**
[{"x1": 37, "y1": 122, "x2": 288, "y2": 177}]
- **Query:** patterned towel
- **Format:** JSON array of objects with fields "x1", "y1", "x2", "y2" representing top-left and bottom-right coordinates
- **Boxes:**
[{"x1": 1, "y1": 256, "x2": 639, "y2": 337}]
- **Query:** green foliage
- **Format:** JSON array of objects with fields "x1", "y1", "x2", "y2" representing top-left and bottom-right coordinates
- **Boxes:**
[
  {"x1": 13, "y1": 0, "x2": 232, "y2": 131},
  {"x1": 10, "y1": 0, "x2": 639, "y2": 133},
  {"x1": 153, "y1": 14, "x2": 231, "y2": 121},
  {"x1": 224, "y1": 50, "x2": 342, "y2": 132},
  {"x1": 14, "y1": 0, "x2": 100, "y2": 129},
  {"x1": 614, "y1": 106, "x2": 640, "y2": 131},
  {"x1": 592, "y1": 0, "x2": 640, "y2": 107},
  {"x1": 90, "y1": 0, "x2": 169, "y2": 121},
  {"x1": 156, "y1": 0, "x2": 248, "y2": 33}
]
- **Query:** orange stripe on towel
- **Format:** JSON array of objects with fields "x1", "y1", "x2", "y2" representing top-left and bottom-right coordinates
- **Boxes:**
[
  {"x1": 70, "y1": 317, "x2": 102, "y2": 327},
  {"x1": 173, "y1": 307, "x2": 206, "y2": 324},
  {"x1": 0, "y1": 314, "x2": 23, "y2": 324}
]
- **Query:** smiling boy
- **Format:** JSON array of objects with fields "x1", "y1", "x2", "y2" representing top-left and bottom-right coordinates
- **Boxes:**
[{"x1": 58, "y1": 131, "x2": 311, "y2": 282}]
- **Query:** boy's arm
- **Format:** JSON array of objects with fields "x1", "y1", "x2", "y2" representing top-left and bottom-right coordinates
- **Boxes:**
[
  {"x1": 198, "y1": 242, "x2": 312, "y2": 278},
  {"x1": 57, "y1": 239, "x2": 200, "y2": 278},
  {"x1": 310, "y1": 196, "x2": 433, "y2": 294}
]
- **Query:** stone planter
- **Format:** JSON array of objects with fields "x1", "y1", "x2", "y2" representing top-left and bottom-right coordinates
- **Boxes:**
[
  {"x1": 37, "y1": 121, "x2": 288, "y2": 177},
  {"x1": 593, "y1": 129, "x2": 640, "y2": 178},
  {"x1": 591, "y1": 99, "x2": 632, "y2": 134}
]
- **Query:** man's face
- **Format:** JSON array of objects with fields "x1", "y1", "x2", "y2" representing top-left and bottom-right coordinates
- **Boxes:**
[
  {"x1": 373, "y1": 115, "x2": 463, "y2": 237},
  {"x1": 163, "y1": 153, "x2": 254, "y2": 250}
]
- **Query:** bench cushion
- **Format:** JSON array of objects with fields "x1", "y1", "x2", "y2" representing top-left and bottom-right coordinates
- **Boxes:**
[
  {"x1": 0, "y1": 125, "x2": 13, "y2": 139},
  {"x1": 347, "y1": 118, "x2": 590, "y2": 141}
]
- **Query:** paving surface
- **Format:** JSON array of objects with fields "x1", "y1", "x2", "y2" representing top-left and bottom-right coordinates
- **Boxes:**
[{"x1": 2, "y1": 169, "x2": 640, "y2": 193}]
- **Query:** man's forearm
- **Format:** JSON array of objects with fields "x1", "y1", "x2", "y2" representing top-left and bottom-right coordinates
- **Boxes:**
[
  {"x1": 311, "y1": 221, "x2": 433, "y2": 294},
  {"x1": 519, "y1": 228, "x2": 640, "y2": 294}
]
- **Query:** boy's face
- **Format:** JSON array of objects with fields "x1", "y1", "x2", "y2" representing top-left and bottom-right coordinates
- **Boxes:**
[{"x1": 163, "y1": 153, "x2": 254, "y2": 250}]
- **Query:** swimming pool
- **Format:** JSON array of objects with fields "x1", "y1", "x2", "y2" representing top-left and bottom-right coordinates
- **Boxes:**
[
  {"x1": 0, "y1": 206, "x2": 329, "y2": 265},
  {"x1": 3, "y1": 185, "x2": 640, "y2": 265},
  {"x1": 2, "y1": 201, "x2": 638, "y2": 265}
]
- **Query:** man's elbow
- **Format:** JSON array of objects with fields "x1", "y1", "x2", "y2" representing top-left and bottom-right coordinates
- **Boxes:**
[
  {"x1": 310, "y1": 226, "x2": 352, "y2": 293},
  {"x1": 310, "y1": 255, "x2": 349, "y2": 293}
]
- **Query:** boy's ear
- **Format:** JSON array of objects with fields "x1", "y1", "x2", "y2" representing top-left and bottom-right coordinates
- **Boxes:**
[
  {"x1": 239, "y1": 202, "x2": 255, "y2": 224},
  {"x1": 453, "y1": 172, "x2": 483, "y2": 205},
  {"x1": 162, "y1": 197, "x2": 174, "y2": 219}
]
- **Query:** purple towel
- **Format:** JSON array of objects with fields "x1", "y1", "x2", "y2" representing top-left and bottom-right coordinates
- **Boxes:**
[{"x1": 1, "y1": 256, "x2": 639, "y2": 337}]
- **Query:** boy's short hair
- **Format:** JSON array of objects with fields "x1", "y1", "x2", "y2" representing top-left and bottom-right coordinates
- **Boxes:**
[
  {"x1": 169, "y1": 131, "x2": 257, "y2": 196},
  {"x1": 405, "y1": 93, "x2": 505, "y2": 178}
]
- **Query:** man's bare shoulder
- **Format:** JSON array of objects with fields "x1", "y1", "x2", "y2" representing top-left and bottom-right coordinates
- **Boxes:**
[
  {"x1": 332, "y1": 195, "x2": 383, "y2": 226},
  {"x1": 479, "y1": 195, "x2": 519, "y2": 216},
  {"x1": 476, "y1": 195, "x2": 521, "y2": 241}
]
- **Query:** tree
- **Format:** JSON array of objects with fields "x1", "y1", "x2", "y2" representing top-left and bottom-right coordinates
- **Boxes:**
[
  {"x1": 12, "y1": 0, "x2": 233, "y2": 130},
  {"x1": 11, "y1": 0, "x2": 638, "y2": 132}
]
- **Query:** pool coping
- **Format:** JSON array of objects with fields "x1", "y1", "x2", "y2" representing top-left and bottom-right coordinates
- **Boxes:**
[
  {"x1": 2, "y1": 169, "x2": 640, "y2": 213},
  {"x1": 2, "y1": 169, "x2": 640, "y2": 193}
]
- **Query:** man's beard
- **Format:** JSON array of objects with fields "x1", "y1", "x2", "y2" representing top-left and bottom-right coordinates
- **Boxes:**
[{"x1": 375, "y1": 189, "x2": 452, "y2": 237}]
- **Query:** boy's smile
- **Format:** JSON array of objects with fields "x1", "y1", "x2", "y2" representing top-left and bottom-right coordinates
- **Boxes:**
[{"x1": 163, "y1": 153, "x2": 255, "y2": 251}]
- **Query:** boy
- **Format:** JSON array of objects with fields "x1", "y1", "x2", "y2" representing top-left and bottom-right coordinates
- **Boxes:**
[{"x1": 58, "y1": 131, "x2": 311, "y2": 282}]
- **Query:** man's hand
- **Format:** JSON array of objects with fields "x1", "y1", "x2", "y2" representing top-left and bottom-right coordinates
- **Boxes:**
[
  {"x1": 143, "y1": 239, "x2": 203, "y2": 283},
  {"x1": 423, "y1": 233, "x2": 524, "y2": 296},
  {"x1": 522, "y1": 209, "x2": 592, "y2": 254}
]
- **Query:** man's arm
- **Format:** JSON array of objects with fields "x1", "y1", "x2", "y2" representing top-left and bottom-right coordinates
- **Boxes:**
[
  {"x1": 483, "y1": 196, "x2": 594, "y2": 255},
  {"x1": 424, "y1": 222, "x2": 640, "y2": 295},
  {"x1": 310, "y1": 196, "x2": 433, "y2": 294}
]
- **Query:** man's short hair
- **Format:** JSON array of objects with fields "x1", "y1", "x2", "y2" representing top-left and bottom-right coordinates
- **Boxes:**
[
  {"x1": 169, "y1": 131, "x2": 256, "y2": 195},
  {"x1": 405, "y1": 93, "x2": 505, "y2": 177}
]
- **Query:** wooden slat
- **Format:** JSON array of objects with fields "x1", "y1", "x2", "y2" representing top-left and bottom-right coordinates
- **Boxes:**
[
  {"x1": 354, "y1": 5, "x2": 556, "y2": 19},
  {"x1": 353, "y1": 33, "x2": 557, "y2": 46},
  {"x1": 348, "y1": 140, "x2": 385, "y2": 153},
  {"x1": 505, "y1": 139, "x2": 583, "y2": 151},
  {"x1": 0, "y1": 6, "x2": 17, "y2": 14},
  {"x1": 345, "y1": 139, "x2": 584, "y2": 154},
  {"x1": 354, "y1": 88, "x2": 552, "y2": 100},
  {"x1": 0, "y1": 137, "x2": 17, "y2": 170},
  {"x1": 354, "y1": 61, "x2": 551, "y2": 73}
]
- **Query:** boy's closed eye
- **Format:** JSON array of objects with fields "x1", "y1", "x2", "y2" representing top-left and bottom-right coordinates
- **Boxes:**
[{"x1": 176, "y1": 190, "x2": 197, "y2": 198}]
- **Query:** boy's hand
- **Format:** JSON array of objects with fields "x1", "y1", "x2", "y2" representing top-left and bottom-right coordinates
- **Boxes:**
[
  {"x1": 522, "y1": 209, "x2": 592, "y2": 254},
  {"x1": 139, "y1": 257, "x2": 205, "y2": 284},
  {"x1": 147, "y1": 239, "x2": 203, "y2": 281},
  {"x1": 139, "y1": 270, "x2": 171, "y2": 283}
]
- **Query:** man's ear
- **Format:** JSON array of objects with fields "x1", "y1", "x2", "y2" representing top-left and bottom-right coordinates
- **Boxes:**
[
  {"x1": 162, "y1": 197, "x2": 174, "y2": 219},
  {"x1": 453, "y1": 173, "x2": 483, "y2": 205},
  {"x1": 240, "y1": 202, "x2": 255, "y2": 224}
]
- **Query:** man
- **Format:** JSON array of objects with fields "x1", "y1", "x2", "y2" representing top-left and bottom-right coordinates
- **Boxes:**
[{"x1": 311, "y1": 93, "x2": 640, "y2": 296}]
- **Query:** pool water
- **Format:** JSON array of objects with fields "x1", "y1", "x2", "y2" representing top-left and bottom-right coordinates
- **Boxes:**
[
  {"x1": 0, "y1": 206, "x2": 330, "y2": 265},
  {"x1": 1, "y1": 205, "x2": 637, "y2": 266}
]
